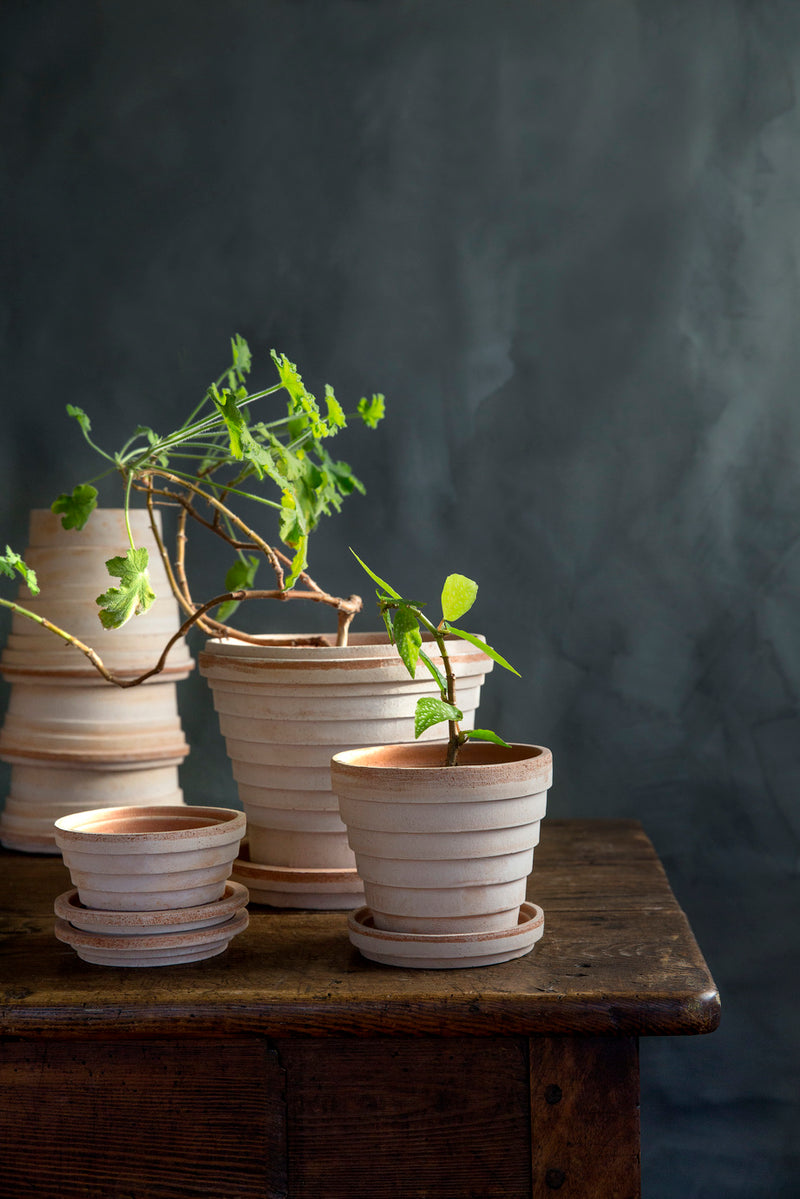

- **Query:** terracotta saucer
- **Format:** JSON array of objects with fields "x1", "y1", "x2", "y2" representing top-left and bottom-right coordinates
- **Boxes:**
[
  {"x1": 347, "y1": 902, "x2": 545, "y2": 969},
  {"x1": 54, "y1": 908, "x2": 249, "y2": 968},
  {"x1": 231, "y1": 840, "x2": 364, "y2": 910},
  {"x1": 54, "y1": 881, "x2": 250, "y2": 935}
]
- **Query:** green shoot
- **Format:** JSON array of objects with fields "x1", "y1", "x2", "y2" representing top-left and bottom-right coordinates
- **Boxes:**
[{"x1": 351, "y1": 550, "x2": 520, "y2": 766}]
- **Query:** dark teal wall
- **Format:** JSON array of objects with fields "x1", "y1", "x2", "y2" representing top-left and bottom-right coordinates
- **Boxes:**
[{"x1": 2, "y1": 3, "x2": 799, "y2": 1193}]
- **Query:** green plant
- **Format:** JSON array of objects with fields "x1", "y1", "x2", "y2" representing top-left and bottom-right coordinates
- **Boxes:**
[
  {"x1": 351, "y1": 551, "x2": 519, "y2": 766},
  {"x1": 1, "y1": 336, "x2": 385, "y2": 684}
]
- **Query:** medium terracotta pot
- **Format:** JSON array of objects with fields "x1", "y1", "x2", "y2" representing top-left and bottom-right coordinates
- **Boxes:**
[
  {"x1": 54, "y1": 805, "x2": 246, "y2": 911},
  {"x1": 330, "y1": 741, "x2": 552, "y2": 967},
  {"x1": 0, "y1": 509, "x2": 193, "y2": 852},
  {"x1": 198, "y1": 633, "x2": 492, "y2": 908}
]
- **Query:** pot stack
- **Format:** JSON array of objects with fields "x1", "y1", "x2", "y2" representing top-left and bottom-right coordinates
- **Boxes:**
[
  {"x1": 199, "y1": 634, "x2": 493, "y2": 909},
  {"x1": 53, "y1": 804, "x2": 248, "y2": 966},
  {"x1": 0, "y1": 510, "x2": 194, "y2": 853}
]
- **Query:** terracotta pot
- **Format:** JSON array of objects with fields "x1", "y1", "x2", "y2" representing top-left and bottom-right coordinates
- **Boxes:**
[
  {"x1": 54, "y1": 805, "x2": 246, "y2": 911},
  {"x1": 0, "y1": 509, "x2": 193, "y2": 852},
  {"x1": 198, "y1": 633, "x2": 492, "y2": 908},
  {"x1": 330, "y1": 741, "x2": 552, "y2": 966}
]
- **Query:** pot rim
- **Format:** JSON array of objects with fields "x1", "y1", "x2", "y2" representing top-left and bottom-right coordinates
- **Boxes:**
[
  {"x1": 54, "y1": 804, "x2": 244, "y2": 844},
  {"x1": 331, "y1": 741, "x2": 552, "y2": 778},
  {"x1": 200, "y1": 631, "x2": 489, "y2": 664}
]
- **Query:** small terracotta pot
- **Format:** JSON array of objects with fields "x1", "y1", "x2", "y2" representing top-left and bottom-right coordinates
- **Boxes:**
[
  {"x1": 199, "y1": 633, "x2": 492, "y2": 908},
  {"x1": 331, "y1": 741, "x2": 552, "y2": 949},
  {"x1": 54, "y1": 805, "x2": 246, "y2": 911}
]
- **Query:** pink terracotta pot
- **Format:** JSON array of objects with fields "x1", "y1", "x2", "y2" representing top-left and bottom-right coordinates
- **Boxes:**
[
  {"x1": 0, "y1": 509, "x2": 193, "y2": 853},
  {"x1": 54, "y1": 805, "x2": 245, "y2": 911},
  {"x1": 330, "y1": 742, "x2": 552, "y2": 957},
  {"x1": 199, "y1": 633, "x2": 492, "y2": 908}
]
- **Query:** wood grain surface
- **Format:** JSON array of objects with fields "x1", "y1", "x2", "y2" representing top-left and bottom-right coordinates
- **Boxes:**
[{"x1": 0, "y1": 820, "x2": 720, "y2": 1040}]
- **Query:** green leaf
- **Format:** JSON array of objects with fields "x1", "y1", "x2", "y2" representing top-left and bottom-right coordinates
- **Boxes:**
[
  {"x1": 465, "y1": 729, "x2": 511, "y2": 747},
  {"x1": 357, "y1": 393, "x2": 385, "y2": 429},
  {"x1": 216, "y1": 555, "x2": 260, "y2": 621},
  {"x1": 324, "y1": 384, "x2": 346, "y2": 431},
  {"x1": 418, "y1": 648, "x2": 447, "y2": 696},
  {"x1": 66, "y1": 404, "x2": 92, "y2": 436},
  {"x1": 414, "y1": 696, "x2": 463, "y2": 739},
  {"x1": 96, "y1": 547, "x2": 155, "y2": 629},
  {"x1": 285, "y1": 535, "x2": 308, "y2": 588},
  {"x1": 210, "y1": 384, "x2": 247, "y2": 460},
  {"x1": 51, "y1": 484, "x2": 98, "y2": 531},
  {"x1": 349, "y1": 549, "x2": 401, "y2": 599},
  {"x1": 230, "y1": 333, "x2": 252, "y2": 381},
  {"x1": 393, "y1": 606, "x2": 422, "y2": 677},
  {"x1": 1, "y1": 546, "x2": 39, "y2": 595},
  {"x1": 441, "y1": 574, "x2": 478, "y2": 622},
  {"x1": 444, "y1": 625, "x2": 521, "y2": 676}
]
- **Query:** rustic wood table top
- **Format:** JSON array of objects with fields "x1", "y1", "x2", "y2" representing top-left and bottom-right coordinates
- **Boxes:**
[{"x1": 0, "y1": 818, "x2": 720, "y2": 1041}]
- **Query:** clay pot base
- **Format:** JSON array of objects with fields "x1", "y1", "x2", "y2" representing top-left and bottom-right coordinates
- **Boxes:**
[
  {"x1": 54, "y1": 881, "x2": 249, "y2": 935},
  {"x1": 0, "y1": 827, "x2": 62, "y2": 855},
  {"x1": 232, "y1": 840, "x2": 364, "y2": 910},
  {"x1": 54, "y1": 907, "x2": 249, "y2": 967},
  {"x1": 347, "y1": 902, "x2": 545, "y2": 969}
]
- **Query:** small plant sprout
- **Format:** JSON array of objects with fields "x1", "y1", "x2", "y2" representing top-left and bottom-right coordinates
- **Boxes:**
[
  {"x1": 0, "y1": 337, "x2": 385, "y2": 686},
  {"x1": 351, "y1": 551, "x2": 520, "y2": 766}
]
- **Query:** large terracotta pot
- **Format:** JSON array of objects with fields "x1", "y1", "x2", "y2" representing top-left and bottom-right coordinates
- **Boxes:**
[
  {"x1": 198, "y1": 633, "x2": 492, "y2": 909},
  {"x1": 330, "y1": 741, "x2": 552, "y2": 968},
  {"x1": 0, "y1": 509, "x2": 193, "y2": 853}
]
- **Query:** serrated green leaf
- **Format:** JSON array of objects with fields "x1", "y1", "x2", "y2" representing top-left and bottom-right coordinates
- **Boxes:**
[
  {"x1": 357, "y1": 393, "x2": 385, "y2": 429},
  {"x1": 393, "y1": 606, "x2": 422, "y2": 677},
  {"x1": 210, "y1": 384, "x2": 246, "y2": 460},
  {"x1": 96, "y1": 547, "x2": 155, "y2": 629},
  {"x1": 349, "y1": 550, "x2": 401, "y2": 599},
  {"x1": 51, "y1": 484, "x2": 98, "y2": 531},
  {"x1": 324, "y1": 385, "x2": 346, "y2": 431},
  {"x1": 465, "y1": 729, "x2": 511, "y2": 747},
  {"x1": 441, "y1": 574, "x2": 478, "y2": 622},
  {"x1": 1, "y1": 546, "x2": 39, "y2": 594},
  {"x1": 216, "y1": 555, "x2": 260, "y2": 621},
  {"x1": 285, "y1": 534, "x2": 308, "y2": 588},
  {"x1": 230, "y1": 333, "x2": 252, "y2": 381},
  {"x1": 414, "y1": 696, "x2": 463, "y2": 739},
  {"x1": 444, "y1": 624, "x2": 521, "y2": 676},
  {"x1": 66, "y1": 404, "x2": 92, "y2": 436}
]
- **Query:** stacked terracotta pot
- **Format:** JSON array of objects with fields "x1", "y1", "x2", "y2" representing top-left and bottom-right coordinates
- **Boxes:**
[
  {"x1": 0, "y1": 510, "x2": 194, "y2": 853},
  {"x1": 53, "y1": 804, "x2": 248, "y2": 966},
  {"x1": 199, "y1": 634, "x2": 493, "y2": 909}
]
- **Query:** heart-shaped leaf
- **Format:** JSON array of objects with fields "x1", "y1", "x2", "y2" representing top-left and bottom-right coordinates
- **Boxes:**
[
  {"x1": 414, "y1": 696, "x2": 462, "y2": 739},
  {"x1": 441, "y1": 574, "x2": 478, "y2": 622}
]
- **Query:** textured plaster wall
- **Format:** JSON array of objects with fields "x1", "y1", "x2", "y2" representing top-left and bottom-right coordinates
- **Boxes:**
[{"x1": 1, "y1": 3, "x2": 799, "y2": 1194}]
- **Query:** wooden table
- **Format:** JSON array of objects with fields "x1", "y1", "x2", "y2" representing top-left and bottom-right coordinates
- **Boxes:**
[{"x1": 0, "y1": 819, "x2": 719, "y2": 1199}]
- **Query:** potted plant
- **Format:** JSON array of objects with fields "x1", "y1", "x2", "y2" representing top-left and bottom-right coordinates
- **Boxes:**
[
  {"x1": 330, "y1": 556, "x2": 552, "y2": 968},
  {"x1": 0, "y1": 337, "x2": 494, "y2": 902}
]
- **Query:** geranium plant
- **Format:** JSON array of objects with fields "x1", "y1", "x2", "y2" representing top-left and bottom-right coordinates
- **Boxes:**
[
  {"x1": 351, "y1": 551, "x2": 520, "y2": 765},
  {"x1": 1, "y1": 336, "x2": 384, "y2": 684}
]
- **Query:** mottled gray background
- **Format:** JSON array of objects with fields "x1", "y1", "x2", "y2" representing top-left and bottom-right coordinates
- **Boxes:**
[{"x1": 2, "y1": 2, "x2": 799, "y2": 1195}]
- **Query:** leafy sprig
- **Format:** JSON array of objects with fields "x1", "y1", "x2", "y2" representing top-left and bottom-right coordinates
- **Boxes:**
[
  {"x1": 51, "y1": 336, "x2": 385, "y2": 634},
  {"x1": 351, "y1": 551, "x2": 520, "y2": 766}
]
